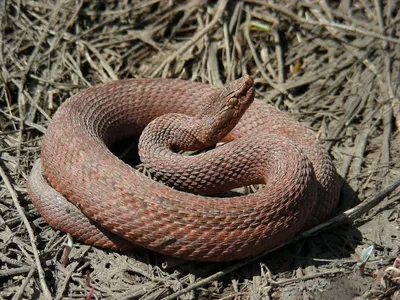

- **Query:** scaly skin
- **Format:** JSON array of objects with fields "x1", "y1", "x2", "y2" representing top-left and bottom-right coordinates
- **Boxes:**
[{"x1": 27, "y1": 76, "x2": 340, "y2": 261}]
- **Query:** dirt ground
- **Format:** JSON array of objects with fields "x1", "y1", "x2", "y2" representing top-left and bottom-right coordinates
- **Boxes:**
[{"x1": 1, "y1": 0, "x2": 400, "y2": 299}]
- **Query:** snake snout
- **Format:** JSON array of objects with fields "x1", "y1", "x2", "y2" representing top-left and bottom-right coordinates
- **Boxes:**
[
  {"x1": 236, "y1": 75, "x2": 254, "y2": 96},
  {"x1": 236, "y1": 76, "x2": 255, "y2": 112}
]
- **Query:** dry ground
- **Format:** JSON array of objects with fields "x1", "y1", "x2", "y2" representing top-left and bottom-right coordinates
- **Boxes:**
[{"x1": 1, "y1": 0, "x2": 400, "y2": 299}]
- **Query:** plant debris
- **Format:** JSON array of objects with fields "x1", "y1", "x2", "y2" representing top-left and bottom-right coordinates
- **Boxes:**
[{"x1": 1, "y1": 0, "x2": 399, "y2": 299}]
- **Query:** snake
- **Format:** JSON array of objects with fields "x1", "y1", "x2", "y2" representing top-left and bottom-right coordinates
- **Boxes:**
[{"x1": 27, "y1": 76, "x2": 340, "y2": 262}]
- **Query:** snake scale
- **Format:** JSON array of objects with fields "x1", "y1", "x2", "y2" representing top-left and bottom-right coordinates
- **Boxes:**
[{"x1": 27, "y1": 76, "x2": 340, "y2": 261}]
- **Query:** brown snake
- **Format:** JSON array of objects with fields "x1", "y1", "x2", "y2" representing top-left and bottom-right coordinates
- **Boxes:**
[{"x1": 27, "y1": 76, "x2": 340, "y2": 261}]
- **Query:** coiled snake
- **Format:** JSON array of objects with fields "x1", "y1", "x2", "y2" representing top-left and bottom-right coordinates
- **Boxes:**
[{"x1": 27, "y1": 76, "x2": 340, "y2": 261}]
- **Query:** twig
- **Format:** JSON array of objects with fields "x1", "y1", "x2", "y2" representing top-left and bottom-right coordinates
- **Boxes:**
[
  {"x1": 223, "y1": 21, "x2": 232, "y2": 81},
  {"x1": 55, "y1": 261, "x2": 80, "y2": 300},
  {"x1": 22, "y1": 1, "x2": 64, "y2": 78},
  {"x1": 374, "y1": 0, "x2": 387, "y2": 49},
  {"x1": 245, "y1": 0, "x2": 400, "y2": 45},
  {"x1": 270, "y1": 268, "x2": 343, "y2": 286},
  {"x1": 273, "y1": 30, "x2": 285, "y2": 85},
  {"x1": 0, "y1": 164, "x2": 52, "y2": 299},
  {"x1": 78, "y1": 41, "x2": 119, "y2": 81},
  {"x1": 150, "y1": 0, "x2": 228, "y2": 77},
  {"x1": 244, "y1": 6, "x2": 292, "y2": 99},
  {"x1": 54, "y1": 245, "x2": 92, "y2": 300},
  {"x1": 11, "y1": 266, "x2": 36, "y2": 300},
  {"x1": 0, "y1": 109, "x2": 47, "y2": 133},
  {"x1": 0, "y1": 266, "x2": 31, "y2": 277}
]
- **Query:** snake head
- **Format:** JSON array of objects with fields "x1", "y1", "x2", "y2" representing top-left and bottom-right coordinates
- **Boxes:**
[{"x1": 200, "y1": 75, "x2": 255, "y2": 146}]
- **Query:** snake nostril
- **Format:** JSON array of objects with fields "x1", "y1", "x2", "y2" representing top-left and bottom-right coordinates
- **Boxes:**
[{"x1": 170, "y1": 144, "x2": 180, "y2": 153}]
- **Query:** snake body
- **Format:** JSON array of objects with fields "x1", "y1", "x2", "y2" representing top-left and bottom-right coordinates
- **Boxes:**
[{"x1": 27, "y1": 76, "x2": 340, "y2": 261}]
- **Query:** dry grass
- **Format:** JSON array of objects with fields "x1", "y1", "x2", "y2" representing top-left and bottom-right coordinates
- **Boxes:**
[{"x1": 1, "y1": 0, "x2": 399, "y2": 299}]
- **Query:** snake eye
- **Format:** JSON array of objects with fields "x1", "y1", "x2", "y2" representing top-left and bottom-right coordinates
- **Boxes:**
[{"x1": 228, "y1": 97, "x2": 238, "y2": 108}]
